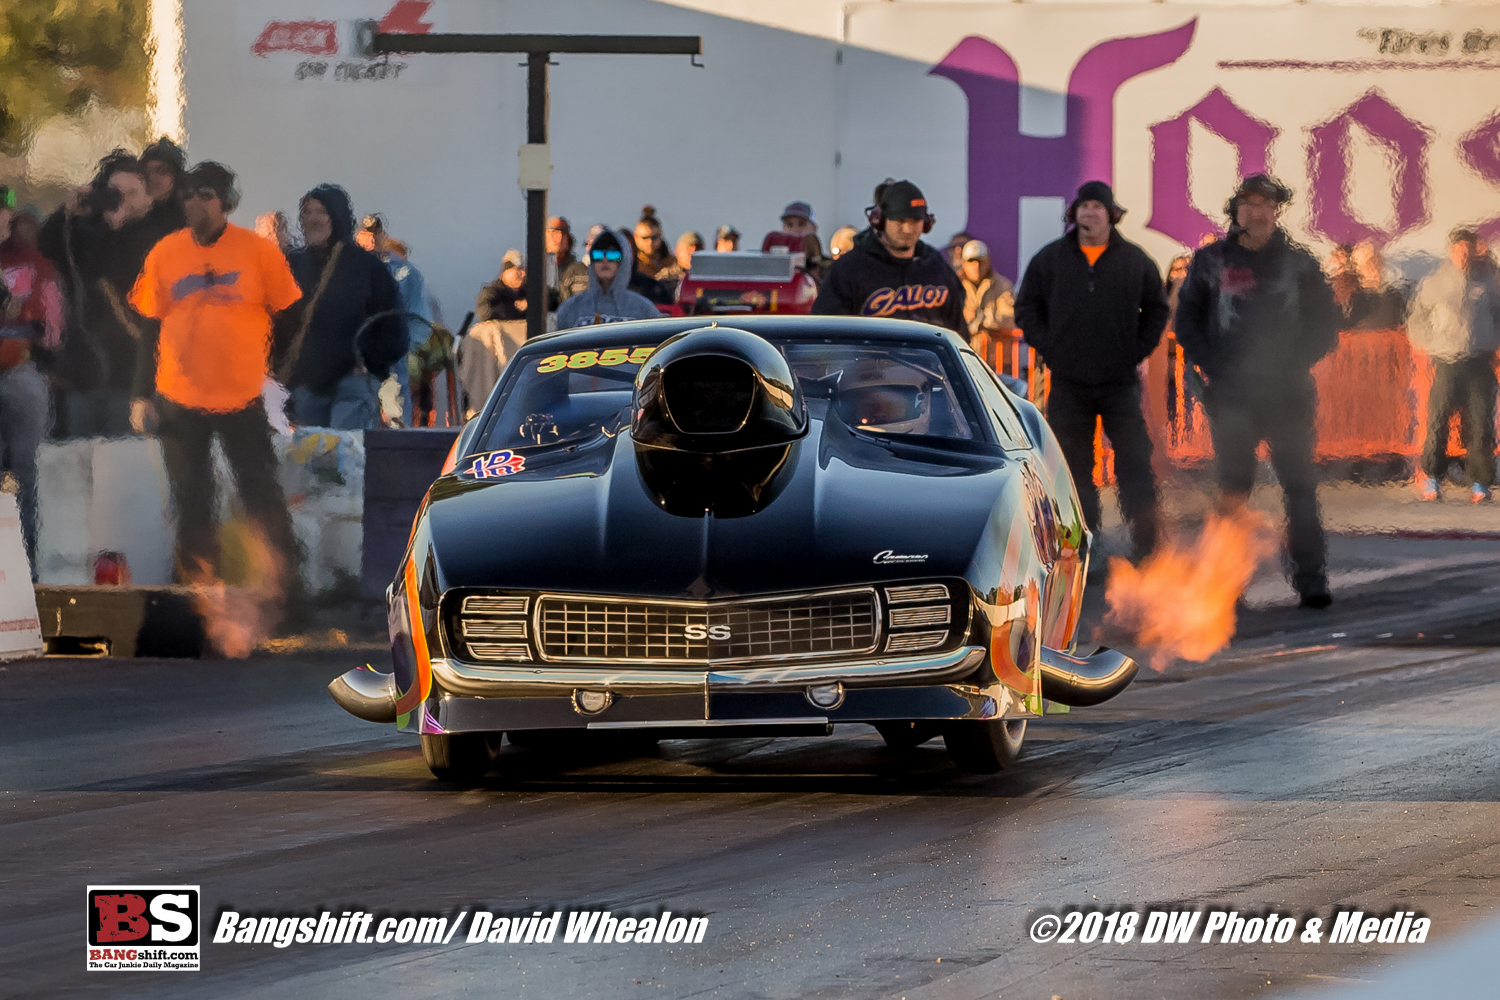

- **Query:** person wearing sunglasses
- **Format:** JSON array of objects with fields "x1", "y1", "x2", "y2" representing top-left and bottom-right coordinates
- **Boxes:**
[
  {"x1": 127, "y1": 161, "x2": 306, "y2": 609},
  {"x1": 555, "y1": 229, "x2": 661, "y2": 330}
]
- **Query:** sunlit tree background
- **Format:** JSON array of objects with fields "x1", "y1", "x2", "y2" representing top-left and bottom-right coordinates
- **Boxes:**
[{"x1": 0, "y1": 0, "x2": 151, "y2": 208}]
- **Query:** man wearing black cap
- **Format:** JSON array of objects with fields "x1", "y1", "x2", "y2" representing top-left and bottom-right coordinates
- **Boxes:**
[
  {"x1": 812, "y1": 179, "x2": 964, "y2": 333},
  {"x1": 1173, "y1": 174, "x2": 1342, "y2": 608},
  {"x1": 1014, "y1": 181, "x2": 1170, "y2": 560}
]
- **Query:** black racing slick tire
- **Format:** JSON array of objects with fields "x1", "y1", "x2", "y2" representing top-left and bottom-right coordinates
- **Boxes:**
[
  {"x1": 875, "y1": 721, "x2": 938, "y2": 750},
  {"x1": 943, "y1": 719, "x2": 1026, "y2": 774},
  {"x1": 420, "y1": 732, "x2": 501, "y2": 783}
]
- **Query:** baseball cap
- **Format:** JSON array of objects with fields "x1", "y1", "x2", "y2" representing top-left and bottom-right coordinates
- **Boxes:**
[
  {"x1": 1448, "y1": 225, "x2": 1480, "y2": 245},
  {"x1": 716, "y1": 224, "x2": 740, "y2": 240},
  {"x1": 781, "y1": 201, "x2": 816, "y2": 226},
  {"x1": 547, "y1": 215, "x2": 570, "y2": 232},
  {"x1": 501, "y1": 249, "x2": 525, "y2": 270},
  {"x1": 878, "y1": 180, "x2": 929, "y2": 221},
  {"x1": 961, "y1": 239, "x2": 990, "y2": 262}
]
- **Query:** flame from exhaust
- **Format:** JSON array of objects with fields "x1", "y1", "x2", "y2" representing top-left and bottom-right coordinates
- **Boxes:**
[
  {"x1": 1103, "y1": 509, "x2": 1277, "y2": 671},
  {"x1": 185, "y1": 523, "x2": 287, "y2": 659}
]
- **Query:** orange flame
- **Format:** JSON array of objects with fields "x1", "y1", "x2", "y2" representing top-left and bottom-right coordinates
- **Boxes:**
[
  {"x1": 1103, "y1": 509, "x2": 1277, "y2": 671},
  {"x1": 185, "y1": 523, "x2": 287, "y2": 659}
]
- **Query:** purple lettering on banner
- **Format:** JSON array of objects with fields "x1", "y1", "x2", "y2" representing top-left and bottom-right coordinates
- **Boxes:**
[
  {"x1": 1459, "y1": 113, "x2": 1500, "y2": 242},
  {"x1": 930, "y1": 20, "x2": 1196, "y2": 281},
  {"x1": 1307, "y1": 89, "x2": 1433, "y2": 244},
  {"x1": 1147, "y1": 87, "x2": 1279, "y2": 247}
]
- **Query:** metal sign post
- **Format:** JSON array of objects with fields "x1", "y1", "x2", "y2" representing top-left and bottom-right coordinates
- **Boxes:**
[{"x1": 373, "y1": 33, "x2": 703, "y2": 342}]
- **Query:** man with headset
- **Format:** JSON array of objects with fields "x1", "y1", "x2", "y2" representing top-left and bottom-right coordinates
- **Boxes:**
[
  {"x1": 812, "y1": 179, "x2": 964, "y2": 334},
  {"x1": 129, "y1": 161, "x2": 306, "y2": 597},
  {"x1": 1174, "y1": 173, "x2": 1341, "y2": 608},
  {"x1": 1015, "y1": 180, "x2": 1170, "y2": 560}
]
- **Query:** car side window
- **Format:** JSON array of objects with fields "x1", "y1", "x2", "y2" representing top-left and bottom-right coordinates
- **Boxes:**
[{"x1": 961, "y1": 353, "x2": 1032, "y2": 451}]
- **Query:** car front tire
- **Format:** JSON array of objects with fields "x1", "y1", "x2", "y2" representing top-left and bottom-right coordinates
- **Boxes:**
[
  {"x1": 943, "y1": 719, "x2": 1026, "y2": 774},
  {"x1": 420, "y1": 732, "x2": 501, "y2": 783}
]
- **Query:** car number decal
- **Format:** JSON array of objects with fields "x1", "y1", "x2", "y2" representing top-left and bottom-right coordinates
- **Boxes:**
[
  {"x1": 461, "y1": 450, "x2": 526, "y2": 478},
  {"x1": 536, "y1": 346, "x2": 656, "y2": 373}
]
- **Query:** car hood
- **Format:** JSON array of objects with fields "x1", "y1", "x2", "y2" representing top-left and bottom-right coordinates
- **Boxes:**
[{"x1": 423, "y1": 416, "x2": 1022, "y2": 598}]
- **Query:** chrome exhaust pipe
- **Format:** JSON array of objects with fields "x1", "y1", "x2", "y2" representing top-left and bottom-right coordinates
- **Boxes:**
[
  {"x1": 329, "y1": 665, "x2": 399, "y2": 723},
  {"x1": 1038, "y1": 646, "x2": 1139, "y2": 707}
]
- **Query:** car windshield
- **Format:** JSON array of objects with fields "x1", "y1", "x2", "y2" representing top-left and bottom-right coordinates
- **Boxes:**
[
  {"x1": 782, "y1": 343, "x2": 976, "y2": 440},
  {"x1": 479, "y1": 335, "x2": 978, "y2": 452}
]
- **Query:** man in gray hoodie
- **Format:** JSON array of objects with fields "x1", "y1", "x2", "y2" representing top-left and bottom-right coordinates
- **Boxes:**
[
  {"x1": 1406, "y1": 226, "x2": 1500, "y2": 502},
  {"x1": 555, "y1": 228, "x2": 660, "y2": 330}
]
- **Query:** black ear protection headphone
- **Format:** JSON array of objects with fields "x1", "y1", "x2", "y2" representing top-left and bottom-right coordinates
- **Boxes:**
[
  {"x1": 866, "y1": 180, "x2": 935, "y2": 234},
  {"x1": 866, "y1": 203, "x2": 935, "y2": 234}
]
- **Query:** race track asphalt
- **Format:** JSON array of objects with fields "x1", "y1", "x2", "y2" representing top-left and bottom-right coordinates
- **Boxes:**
[{"x1": 4, "y1": 535, "x2": 1498, "y2": 1000}]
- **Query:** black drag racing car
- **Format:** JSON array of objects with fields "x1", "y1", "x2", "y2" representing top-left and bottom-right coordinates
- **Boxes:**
[{"x1": 331, "y1": 316, "x2": 1137, "y2": 781}]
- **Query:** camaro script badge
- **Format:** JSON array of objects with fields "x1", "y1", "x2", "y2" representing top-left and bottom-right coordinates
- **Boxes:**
[{"x1": 873, "y1": 550, "x2": 928, "y2": 564}]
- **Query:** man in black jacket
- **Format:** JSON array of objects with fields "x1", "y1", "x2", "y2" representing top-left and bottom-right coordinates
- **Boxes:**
[
  {"x1": 1015, "y1": 181, "x2": 1170, "y2": 558},
  {"x1": 37, "y1": 151, "x2": 161, "y2": 437},
  {"x1": 812, "y1": 180, "x2": 964, "y2": 334},
  {"x1": 1173, "y1": 174, "x2": 1342, "y2": 608},
  {"x1": 278, "y1": 184, "x2": 405, "y2": 429}
]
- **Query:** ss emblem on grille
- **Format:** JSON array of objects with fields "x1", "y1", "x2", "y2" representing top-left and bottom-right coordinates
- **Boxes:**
[{"x1": 683, "y1": 624, "x2": 731, "y2": 640}]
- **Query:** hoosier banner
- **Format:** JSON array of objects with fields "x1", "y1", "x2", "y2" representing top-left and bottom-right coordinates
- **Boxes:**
[{"x1": 846, "y1": 4, "x2": 1500, "y2": 279}]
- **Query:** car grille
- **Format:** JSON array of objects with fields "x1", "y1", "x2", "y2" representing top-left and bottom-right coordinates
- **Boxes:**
[{"x1": 535, "y1": 589, "x2": 879, "y2": 664}]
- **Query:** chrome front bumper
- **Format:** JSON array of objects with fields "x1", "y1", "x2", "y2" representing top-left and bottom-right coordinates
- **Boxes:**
[
  {"x1": 329, "y1": 645, "x2": 1141, "y2": 730},
  {"x1": 429, "y1": 645, "x2": 990, "y2": 697}
]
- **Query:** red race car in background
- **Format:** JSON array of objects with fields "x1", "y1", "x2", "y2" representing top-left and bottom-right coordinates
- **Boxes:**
[{"x1": 674, "y1": 234, "x2": 819, "y2": 316}]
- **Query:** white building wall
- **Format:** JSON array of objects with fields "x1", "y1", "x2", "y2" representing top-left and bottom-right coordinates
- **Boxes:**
[{"x1": 179, "y1": 0, "x2": 1500, "y2": 321}]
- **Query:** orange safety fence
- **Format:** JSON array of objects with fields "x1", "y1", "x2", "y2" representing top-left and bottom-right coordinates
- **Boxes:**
[
  {"x1": 1146, "y1": 329, "x2": 1500, "y2": 483},
  {"x1": 973, "y1": 328, "x2": 1500, "y2": 487}
]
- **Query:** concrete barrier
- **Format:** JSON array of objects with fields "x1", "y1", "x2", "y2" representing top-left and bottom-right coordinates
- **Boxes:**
[{"x1": 34, "y1": 429, "x2": 367, "y2": 595}]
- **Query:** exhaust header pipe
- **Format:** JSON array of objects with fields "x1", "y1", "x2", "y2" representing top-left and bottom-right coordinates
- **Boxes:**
[
  {"x1": 1038, "y1": 646, "x2": 1139, "y2": 707},
  {"x1": 329, "y1": 665, "x2": 399, "y2": 723}
]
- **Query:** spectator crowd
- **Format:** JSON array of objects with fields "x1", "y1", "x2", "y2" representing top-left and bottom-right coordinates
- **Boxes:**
[{"x1": 1, "y1": 139, "x2": 1496, "y2": 609}]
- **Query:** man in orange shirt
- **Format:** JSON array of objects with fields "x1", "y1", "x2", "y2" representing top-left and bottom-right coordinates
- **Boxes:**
[{"x1": 129, "y1": 162, "x2": 304, "y2": 588}]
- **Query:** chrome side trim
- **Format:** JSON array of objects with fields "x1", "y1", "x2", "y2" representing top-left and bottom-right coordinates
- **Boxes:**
[
  {"x1": 885, "y1": 583, "x2": 949, "y2": 604},
  {"x1": 462, "y1": 595, "x2": 529, "y2": 615},
  {"x1": 885, "y1": 630, "x2": 948, "y2": 653},
  {"x1": 707, "y1": 647, "x2": 984, "y2": 687},
  {"x1": 430, "y1": 657, "x2": 708, "y2": 697},
  {"x1": 889, "y1": 605, "x2": 951, "y2": 628},
  {"x1": 463, "y1": 619, "x2": 527, "y2": 638},
  {"x1": 587, "y1": 716, "x2": 828, "y2": 730},
  {"x1": 428, "y1": 645, "x2": 986, "y2": 697}
]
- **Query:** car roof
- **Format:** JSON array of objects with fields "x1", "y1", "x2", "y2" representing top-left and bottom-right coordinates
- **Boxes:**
[{"x1": 521, "y1": 315, "x2": 965, "y2": 354}]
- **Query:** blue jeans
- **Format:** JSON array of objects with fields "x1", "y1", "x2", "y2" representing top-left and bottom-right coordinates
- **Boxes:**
[
  {"x1": 288, "y1": 372, "x2": 382, "y2": 430},
  {"x1": 0, "y1": 363, "x2": 52, "y2": 573}
]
